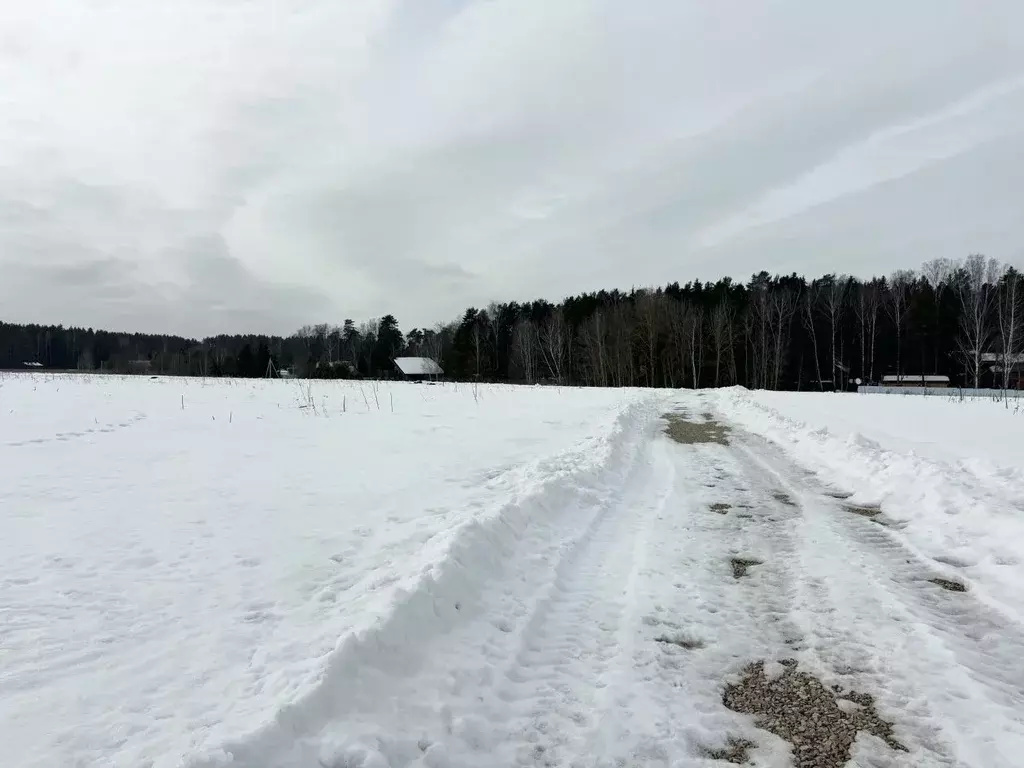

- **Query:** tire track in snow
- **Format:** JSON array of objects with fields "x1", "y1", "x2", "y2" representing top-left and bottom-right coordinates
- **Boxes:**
[
  {"x1": 187, "y1": 392, "x2": 1024, "y2": 768},
  {"x1": 730, "y1": 428, "x2": 1024, "y2": 767},
  {"x1": 187, "y1": 398, "x2": 667, "y2": 768},
  {"x1": 479, "y1": 434, "x2": 674, "y2": 766}
]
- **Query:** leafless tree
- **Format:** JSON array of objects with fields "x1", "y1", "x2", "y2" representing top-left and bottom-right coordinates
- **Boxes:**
[
  {"x1": 709, "y1": 300, "x2": 735, "y2": 387},
  {"x1": 921, "y1": 257, "x2": 954, "y2": 373},
  {"x1": 540, "y1": 308, "x2": 569, "y2": 384},
  {"x1": 802, "y1": 280, "x2": 825, "y2": 390},
  {"x1": 886, "y1": 270, "x2": 915, "y2": 377},
  {"x1": 511, "y1": 318, "x2": 539, "y2": 384},
  {"x1": 855, "y1": 279, "x2": 883, "y2": 383},
  {"x1": 956, "y1": 254, "x2": 1001, "y2": 388},
  {"x1": 358, "y1": 319, "x2": 379, "y2": 376},
  {"x1": 471, "y1": 313, "x2": 485, "y2": 379},
  {"x1": 997, "y1": 267, "x2": 1022, "y2": 395},
  {"x1": 608, "y1": 302, "x2": 636, "y2": 387},
  {"x1": 635, "y1": 290, "x2": 664, "y2": 387},
  {"x1": 422, "y1": 323, "x2": 445, "y2": 365},
  {"x1": 689, "y1": 305, "x2": 705, "y2": 389},
  {"x1": 746, "y1": 280, "x2": 772, "y2": 389},
  {"x1": 770, "y1": 288, "x2": 799, "y2": 390},
  {"x1": 666, "y1": 300, "x2": 695, "y2": 388},
  {"x1": 822, "y1": 275, "x2": 849, "y2": 390},
  {"x1": 577, "y1": 309, "x2": 609, "y2": 387}
]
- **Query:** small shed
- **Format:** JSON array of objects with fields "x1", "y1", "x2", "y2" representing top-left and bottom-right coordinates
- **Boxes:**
[
  {"x1": 394, "y1": 357, "x2": 443, "y2": 382},
  {"x1": 880, "y1": 374, "x2": 950, "y2": 388}
]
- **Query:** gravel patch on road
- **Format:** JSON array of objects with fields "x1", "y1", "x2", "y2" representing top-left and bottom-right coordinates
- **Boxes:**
[
  {"x1": 844, "y1": 503, "x2": 882, "y2": 518},
  {"x1": 663, "y1": 413, "x2": 730, "y2": 445},
  {"x1": 929, "y1": 577, "x2": 967, "y2": 592},
  {"x1": 723, "y1": 660, "x2": 906, "y2": 768},
  {"x1": 710, "y1": 502, "x2": 732, "y2": 514},
  {"x1": 655, "y1": 634, "x2": 706, "y2": 650},
  {"x1": 703, "y1": 736, "x2": 756, "y2": 764}
]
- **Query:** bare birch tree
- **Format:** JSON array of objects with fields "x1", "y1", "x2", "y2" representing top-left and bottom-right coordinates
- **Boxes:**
[
  {"x1": 997, "y1": 267, "x2": 1022, "y2": 395},
  {"x1": 577, "y1": 310, "x2": 609, "y2": 387},
  {"x1": 770, "y1": 288, "x2": 799, "y2": 390},
  {"x1": 956, "y1": 254, "x2": 1001, "y2": 388},
  {"x1": 822, "y1": 275, "x2": 848, "y2": 390},
  {"x1": 802, "y1": 280, "x2": 825, "y2": 390},
  {"x1": 540, "y1": 308, "x2": 569, "y2": 384},
  {"x1": 746, "y1": 277, "x2": 773, "y2": 389},
  {"x1": 709, "y1": 300, "x2": 735, "y2": 387},
  {"x1": 886, "y1": 270, "x2": 915, "y2": 377},
  {"x1": 608, "y1": 302, "x2": 636, "y2": 387},
  {"x1": 635, "y1": 291, "x2": 664, "y2": 387},
  {"x1": 689, "y1": 305, "x2": 705, "y2": 389},
  {"x1": 423, "y1": 323, "x2": 445, "y2": 367},
  {"x1": 855, "y1": 279, "x2": 882, "y2": 383},
  {"x1": 512, "y1": 318, "x2": 539, "y2": 384}
]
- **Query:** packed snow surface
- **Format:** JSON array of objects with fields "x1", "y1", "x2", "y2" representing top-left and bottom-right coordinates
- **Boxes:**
[
  {"x1": 717, "y1": 388, "x2": 1024, "y2": 627},
  {"x1": 2, "y1": 375, "x2": 1023, "y2": 767}
]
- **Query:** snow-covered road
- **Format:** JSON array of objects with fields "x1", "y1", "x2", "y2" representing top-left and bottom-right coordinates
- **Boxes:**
[
  {"x1": 194, "y1": 394, "x2": 1024, "y2": 768},
  {"x1": 2, "y1": 377, "x2": 1023, "y2": 767}
]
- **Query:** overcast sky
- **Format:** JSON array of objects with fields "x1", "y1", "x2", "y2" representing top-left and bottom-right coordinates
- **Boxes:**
[{"x1": 2, "y1": 1, "x2": 1024, "y2": 338}]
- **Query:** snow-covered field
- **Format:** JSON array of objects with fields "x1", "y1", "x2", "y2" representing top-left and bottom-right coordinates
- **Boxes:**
[{"x1": 2, "y1": 374, "x2": 1023, "y2": 768}]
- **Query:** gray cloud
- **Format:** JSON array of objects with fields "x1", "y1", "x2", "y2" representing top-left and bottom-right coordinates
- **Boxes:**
[{"x1": 2, "y1": 0, "x2": 1023, "y2": 336}]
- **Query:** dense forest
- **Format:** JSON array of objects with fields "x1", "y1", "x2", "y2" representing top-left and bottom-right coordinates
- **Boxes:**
[{"x1": 2, "y1": 255, "x2": 1022, "y2": 390}]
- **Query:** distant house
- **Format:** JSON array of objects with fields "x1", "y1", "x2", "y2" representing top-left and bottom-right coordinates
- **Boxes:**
[
  {"x1": 982, "y1": 352, "x2": 1024, "y2": 389},
  {"x1": 394, "y1": 357, "x2": 443, "y2": 382},
  {"x1": 880, "y1": 374, "x2": 950, "y2": 388}
]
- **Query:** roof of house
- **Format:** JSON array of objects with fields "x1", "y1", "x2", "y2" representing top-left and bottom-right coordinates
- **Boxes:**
[
  {"x1": 394, "y1": 357, "x2": 443, "y2": 376},
  {"x1": 981, "y1": 352, "x2": 1024, "y2": 364},
  {"x1": 881, "y1": 374, "x2": 950, "y2": 383}
]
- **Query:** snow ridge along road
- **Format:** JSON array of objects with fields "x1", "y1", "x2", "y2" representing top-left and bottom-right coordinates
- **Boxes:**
[
  {"x1": 194, "y1": 391, "x2": 1024, "y2": 767},
  {"x1": 3, "y1": 377, "x2": 1022, "y2": 767}
]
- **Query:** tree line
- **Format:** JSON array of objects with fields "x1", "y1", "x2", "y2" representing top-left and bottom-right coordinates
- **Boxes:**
[{"x1": 2, "y1": 255, "x2": 1021, "y2": 390}]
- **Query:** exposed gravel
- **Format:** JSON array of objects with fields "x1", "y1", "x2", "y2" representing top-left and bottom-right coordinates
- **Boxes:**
[
  {"x1": 655, "y1": 634, "x2": 705, "y2": 650},
  {"x1": 731, "y1": 558, "x2": 762, "y2": 579},
  {"x1": 703, "y1": 736, "x2": 756, "y2": 764},
  {"x1": 723, "y1": 660, "x2": 906, "y2": 768},
  {"x1": 662, "y1": 413, "x2": 730, "y2": 445},
  {"x1": 710, "y1": 502, "x2": 732, "y2": 515},
  {"x1": 929, "y1": 577, "x2": 967, "y2": 592},
  {"x1": 772, "y1": 491, "x2": 797, "y2": 507},
  {"x1": 844, "y1": 503, "x2": 882, "y2": 518}
]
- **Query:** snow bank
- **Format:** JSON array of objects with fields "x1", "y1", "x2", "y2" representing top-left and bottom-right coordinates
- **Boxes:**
[
  {"x1": 711, "y1": 388, "x2": 1024, "y2": 627},
  {"x1": 0, "y1": 374, "x2": 654, "y2": 768}
]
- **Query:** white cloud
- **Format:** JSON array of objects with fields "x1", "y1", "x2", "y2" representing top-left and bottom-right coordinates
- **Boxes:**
[{"x1": 2, "y1": 0, "x2": 1023, "y2": 336}]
